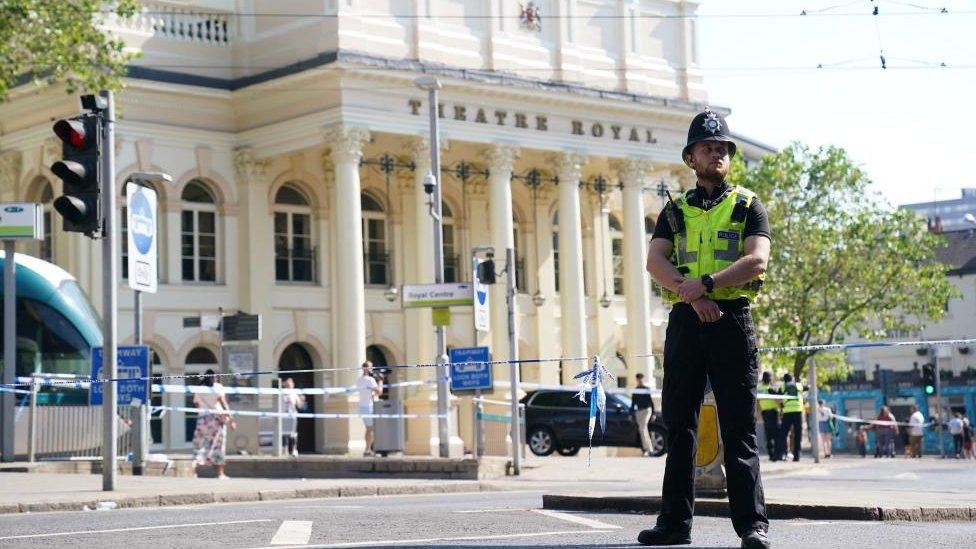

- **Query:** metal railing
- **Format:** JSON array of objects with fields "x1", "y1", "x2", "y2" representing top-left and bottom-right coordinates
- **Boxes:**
[{"x1": 15, "y1": 376, "x2": 134, "y2": 460}]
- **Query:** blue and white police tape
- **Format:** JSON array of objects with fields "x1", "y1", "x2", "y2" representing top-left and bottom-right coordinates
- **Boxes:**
[
  {"x1": 0, "y1": 386, "x2": 30, "y2": 395},
  {"x1": 573, "y1": 356, "x2": 614, "y2": 467},
  {"x1": 151, "y1": 405, "x2": 448, "y2": 420},
  {"x1": 151, "y1": 379, "x2": 437, "y2": 396},
  {"x1": 7, "y1": 336, "x2": 976, "y2": 391},
  {"x1": 828, "y1": 413, "x2": 933, "y2": 429}
]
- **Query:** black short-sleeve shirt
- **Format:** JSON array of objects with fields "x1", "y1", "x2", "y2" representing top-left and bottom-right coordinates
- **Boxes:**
[{"x1": 651, "y1": 182, "x2": 771, "y2": 242}]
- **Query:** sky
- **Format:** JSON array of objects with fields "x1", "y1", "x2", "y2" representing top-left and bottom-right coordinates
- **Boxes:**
[{"x1": 696, "y1": 0, "x2": 973, "y2": 208}]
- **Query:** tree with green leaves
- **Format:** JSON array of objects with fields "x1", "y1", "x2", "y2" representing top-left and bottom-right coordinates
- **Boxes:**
[
  {"x1": 0, "y1": 0, "x2": 137, "y2": 100},
  {"x1": 731, "y1": 144, "x2": 957, "y2": 380}
]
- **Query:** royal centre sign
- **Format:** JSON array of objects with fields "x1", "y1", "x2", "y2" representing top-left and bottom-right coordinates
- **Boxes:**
[{"x1": 402, "y1": 283, "x2": 474, "y2": 308}]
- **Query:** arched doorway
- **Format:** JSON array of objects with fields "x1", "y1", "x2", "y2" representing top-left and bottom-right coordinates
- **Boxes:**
[
  {"x1": 182, "y1": 347, "x2": 219, "y2": 446},
  {"x1": 278, "y1": 343, "x2": 317, "y2": 453}
]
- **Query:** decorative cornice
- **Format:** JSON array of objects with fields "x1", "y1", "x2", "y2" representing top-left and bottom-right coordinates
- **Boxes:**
[
  {"x1": 613, "y1": 157, "x2": 654, "y2": 188},
  {"x1": 481, "y1": 144, "x2": 519, "y2": 175},
  {"x1": 323, "y1": 125, "x2": 371, "y2": 163},
  {"x1": 551, "y1": 152, "x2": 587, "y2": 185},
  {"x1": 0, "y1": 151, "x2": 23, "y2": 189},
  {"x1": 233, "y1": 146, "x2": 271, "y2": 182}
]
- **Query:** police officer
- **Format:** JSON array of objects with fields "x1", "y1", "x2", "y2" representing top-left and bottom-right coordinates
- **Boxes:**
[
  {"x1": 758, "y1": 371, "x2": 783, "y2": 461},
  {"x1": 780, "y1": 373, "x2": 804, "y2": 462},
  {"x1": 641, "y1": 108, "x2": 771, "y2": 549}
]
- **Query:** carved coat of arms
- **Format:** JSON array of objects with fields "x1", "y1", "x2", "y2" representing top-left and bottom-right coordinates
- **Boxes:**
[{"x1": 519, "y1": 2, "x2": 541, "y2": 32}]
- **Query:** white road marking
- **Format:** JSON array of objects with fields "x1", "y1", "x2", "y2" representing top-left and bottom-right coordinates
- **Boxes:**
[
  {"x1": 281, "y1": 505, "x2": 364, "y2": 510},
  {"x1": 270, "y1": 520, "x2": 314, "y2": 546},
  {"x1": 894, "y1": 472, "x2": 920, "y2": 480},
  {"x1": 246, "y1": 529, "x2": 613, "y2": 548},
  {"x1": 452, "y1": 508, "x2": 529, "y2": 513},
  {"x1": 0, "y1": 519, "x2": 274, "y2": 541},
  {"x1": 533, "y1": 509, "x2": 622, "y2": 530}
]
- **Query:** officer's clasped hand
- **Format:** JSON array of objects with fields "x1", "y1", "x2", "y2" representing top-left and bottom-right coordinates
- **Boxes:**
[
  {"x1": 690, "y1": 297, "x2": 723, "y2": 323},
  {"x1": 676, "y1": 278, "x2": 707, "y2": 303}
]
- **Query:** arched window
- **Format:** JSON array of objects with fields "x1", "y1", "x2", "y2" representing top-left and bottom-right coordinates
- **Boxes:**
[
  {"x1": 442, "y1": 201, "x2": 458, "y2": 283},
  {"x1": 37, "y1": 182, "x2": 54, "y2": 262},
  {"x1": 361, "y1": 193, "x2": 389, "y2": 286},
  {"x1": 512, "y1": 211, "x2": 526, "y2": 292},
  {"x1": 274, "y1": 184, "x2": 314, "y2": 283},
  {"x1": 148, "y1": 348, "x2": 164, "y2": 446},
  {"x1": 183, "y1": 346, "x2": 219, "y2": 443},
  {"x1": 551, "y1": 211, "x2": 559, "y2": 292},
  {"x1": 181, "y1": 180, "x2": 217, "y2": 282},
  {"x1": 366, "y1": 344, "x2": 393, "y2": 401},
  {"x1": 609, "y1": 214, "x2": 624, "y2": 295}
]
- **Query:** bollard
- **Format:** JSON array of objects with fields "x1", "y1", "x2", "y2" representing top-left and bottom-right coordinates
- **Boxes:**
[
  {"x1": 27, "y1": 377, "x2": 39, "y2": 463},
  {"x1": 131, "y1": 402, "x2": 148, "y2": 475},
  {"x1": 694, "y1": 392, "x2": 727, "y2": 498},
  {"x1": 273, "y1": 379, "x2": 283, "y2": 457},
  {"x1": 474, "y1": 394, "x2": 484, "y2": 458}
]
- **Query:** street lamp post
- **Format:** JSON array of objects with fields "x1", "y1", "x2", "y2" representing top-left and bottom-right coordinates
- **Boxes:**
[{"x1": 415, "y1": 76, "x2": 451, "y2": 458}]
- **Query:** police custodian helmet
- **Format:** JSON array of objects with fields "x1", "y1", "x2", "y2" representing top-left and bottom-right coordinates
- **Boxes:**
[{"x1": 682, "y1": 107, "x2": 737, "y2": 160}]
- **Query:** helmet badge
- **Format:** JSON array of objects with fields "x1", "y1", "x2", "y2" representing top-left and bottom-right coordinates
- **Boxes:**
[{"x1": 701, "y1": 108, "x2": 722, "y2": 135}]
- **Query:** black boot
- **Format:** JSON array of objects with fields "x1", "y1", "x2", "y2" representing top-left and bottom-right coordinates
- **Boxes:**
[
  {"x1": 637, "y1": 525, "x2": 691, "y2": 546},
  {"x1": 741, "y1": 529, "x2": 771, "y2": 549}
]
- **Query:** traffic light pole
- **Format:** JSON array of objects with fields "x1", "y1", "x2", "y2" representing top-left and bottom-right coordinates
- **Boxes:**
[
  {"x1": 100, "y1": 91, "x2": 118, "y2": 491},
  {"x1": 933, "y1": 347, "x2": 945, "y2": 459}
]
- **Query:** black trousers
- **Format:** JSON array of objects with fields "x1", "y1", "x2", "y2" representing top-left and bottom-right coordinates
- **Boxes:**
[
  {"x1": 656, "y1": 301, "x2": 768, "y2": 537},
  {"x1": 760, "y1": 409, "x2": 780, "y2": 460},
  {"x1": 781, "y1": 412, "x2": 803, "y2": 461}
]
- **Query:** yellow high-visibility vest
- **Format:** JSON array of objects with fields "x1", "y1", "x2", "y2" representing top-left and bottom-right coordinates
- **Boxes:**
[{"x1": 662, "y1": 185, "x2": 764, "y2": 303}]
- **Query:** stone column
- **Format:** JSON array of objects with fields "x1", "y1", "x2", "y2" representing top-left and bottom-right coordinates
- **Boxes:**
[
  {"x1": 482, "y1": 144, "x2": 518, "y2": 457},
  {"x1": 323, "y1": 126, "x2": 370, "y2": 455},
  {"x1": 615, "y1": 157, "x2": 656, "y2": 388},
  {"x1": 553, "y1": 152, "x2": 588, "y2": 383},
  {"x1": 484, "y1": 144, "x2": 518, "y2": 363}
]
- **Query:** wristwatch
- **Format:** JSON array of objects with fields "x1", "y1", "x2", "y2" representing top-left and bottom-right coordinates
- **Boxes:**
[{"x1": 701, "y1": 274, "x2": 715, "y2": 293}]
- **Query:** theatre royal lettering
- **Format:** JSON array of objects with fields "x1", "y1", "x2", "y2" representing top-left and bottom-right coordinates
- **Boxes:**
[{"x1": 407, "y1": 99, "x2": 658, "y2": 144}]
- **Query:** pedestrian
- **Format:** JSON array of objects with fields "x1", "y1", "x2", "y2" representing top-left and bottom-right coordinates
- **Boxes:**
[
  {"x1": 780, "y1": 373, "x2": 804, "y2": 462},
  {"x1": 948, "y1": 412, "x2": 964, "y2": 458},
  {"x1": 817, "y1": 399, "x2": 833, "y2": 458},
  {"x1": 191, "y1": 369, "x2": 235, "y2": 479},
  {"x1": 642, "y1": 108, "x2": 771, "y2": 549},
  {"x1": 357, "y1": 361, "x2": 383, "y2": 457},
  {"x1": 855, "y1": 426, "x2": 868, "y2": 458},
  {"x1": 907, "y1": 404, "x2": 925, "y2": 458},
  {"x1": 874, "y1": 406, "x2": 896, "y2": 458},
  {"x1": 757, "y1": 371, "x2": 782, "y2": 461},
  {"x1": 630, "y1": 373, "x2": 658, "y2": 457},
  {"x1": 280, "y1": 377, "x2": 306, "y2": 457},
  {"x1": 962, "y1": 417, "x2": 974, "y2": 460}
]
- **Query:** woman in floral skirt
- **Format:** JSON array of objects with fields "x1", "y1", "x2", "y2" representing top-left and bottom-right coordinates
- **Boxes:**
[{"x1": 192, "y1": 369, "x2": 235, "y2": 479}]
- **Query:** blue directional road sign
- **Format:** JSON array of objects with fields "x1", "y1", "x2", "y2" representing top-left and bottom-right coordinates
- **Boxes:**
[
  {"x1": 449, "y1": 346, "x2": 492, "y2": 392},
  {"x1": 90, "y1": 345, "x2": 150, "y2": 406}
]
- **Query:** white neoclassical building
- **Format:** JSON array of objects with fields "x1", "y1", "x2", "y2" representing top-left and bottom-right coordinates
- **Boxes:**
[{"x1": 0, "y1": 1, "x2": 772, "y2": 456}]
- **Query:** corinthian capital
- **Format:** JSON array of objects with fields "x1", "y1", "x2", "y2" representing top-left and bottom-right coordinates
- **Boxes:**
[
  {"x1": 613, "y1": 157, "x2": 654, "y2": 188},
  {"x1": 233, "y1": 146, "x2": 271, "y2": 182},
  {"x1": 481, "y1": 144, "x2": 519, "y2": 175},
  {"x1": 550, "y1": 152, "x2": 588, "y2": 185},
  {"x1": 324, "y1": 126, "x2": 371, "y2": 163},
  {"x1": 0, "y1": 150, "x2": 23, "y2": 189}
]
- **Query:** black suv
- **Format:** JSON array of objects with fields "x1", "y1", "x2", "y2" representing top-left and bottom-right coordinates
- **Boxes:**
[{"x1": 521, "y1": 389, "x2": 667, "y2": 457}]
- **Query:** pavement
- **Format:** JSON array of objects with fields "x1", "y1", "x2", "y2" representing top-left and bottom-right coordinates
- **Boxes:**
[{"x1": 2, "y1": 453, "x2": 975, "y2": 522}]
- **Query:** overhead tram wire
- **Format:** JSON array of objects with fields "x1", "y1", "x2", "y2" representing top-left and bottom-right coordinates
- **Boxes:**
[{"x1": 109, "y1": 8, "x2": 964, "y2": 20}]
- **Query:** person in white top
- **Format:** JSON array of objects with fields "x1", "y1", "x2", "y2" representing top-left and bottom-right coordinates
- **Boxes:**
[
  {"x1": 949, "y1": 413, "x2": 965, "y2": 458},
  {"x1": 357, "y1": 361, "x2": 383, "y2": 456},
  {"x1": 817, "y1": 400, "x2": 833, "y2": 458},
  {"x1": 280, "y1": 377, "x2": 306, "y2": 457},
  {"x1": 191, "y1": 369, "x2": 235, "y2": 479},
  {"x1": 907, "y1": 405, "x2": 925, "y2": 458}
]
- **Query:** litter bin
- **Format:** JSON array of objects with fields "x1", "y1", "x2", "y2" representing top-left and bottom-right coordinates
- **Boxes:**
[{"x1": 373, "y1": 400, "x2": 405, "y2": 455}]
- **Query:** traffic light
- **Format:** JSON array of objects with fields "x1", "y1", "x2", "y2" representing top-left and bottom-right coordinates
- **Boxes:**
[
  {"x1": 921, "y1": 363, "x2": 936, "y2": 395},
  {"x1": 51, "y1": 114, "x2": 101, "y2": 236}
]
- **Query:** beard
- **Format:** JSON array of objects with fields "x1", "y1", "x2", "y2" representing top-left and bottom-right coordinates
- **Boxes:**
[{"x1": 694, "y1": 161, "x2": 729, "y2": 184}]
